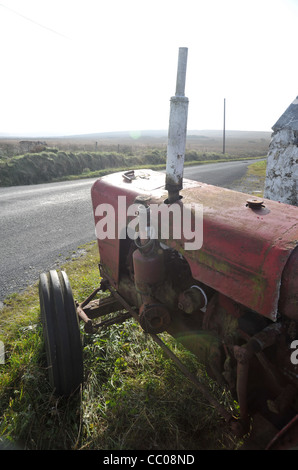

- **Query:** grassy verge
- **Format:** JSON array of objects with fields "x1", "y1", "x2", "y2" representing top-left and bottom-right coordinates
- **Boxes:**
[
  {"x1": 0, "y1": 147, "x2": 262, "y2": 187},
  {"x1": 246, "y1": 159, "x2": 267, "y2": 177},
  {"x1": 55, "y1": 156, "x2": 263, "y2": 183},
  {"x1": 245, "y1": 159, "x2": 267, "y2": 197},
  {"x1": 228, "y1": 159, "x2": 267, "y2": 196},
  {"x1": 0, "y1": 241, "x2": 240, "y2": 450}
]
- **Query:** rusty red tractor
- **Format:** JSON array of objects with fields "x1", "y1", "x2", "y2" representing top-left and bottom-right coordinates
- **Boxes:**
[{"x1": 39, "y1": 48, "x2": 298, "y2": 449}]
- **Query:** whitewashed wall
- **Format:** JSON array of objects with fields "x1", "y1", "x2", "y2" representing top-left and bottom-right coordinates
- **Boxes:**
[{"x1": 264, "y1": 99, "x2": 298, "y2": 206}]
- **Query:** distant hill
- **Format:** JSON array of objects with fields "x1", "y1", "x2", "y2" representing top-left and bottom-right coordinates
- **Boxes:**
[
  {"x1": 0, "y1": 129, "x2": 271, "y2": 140},
  {"x1": 50, "y1": 129, "x2": 271, "y2": 141}
]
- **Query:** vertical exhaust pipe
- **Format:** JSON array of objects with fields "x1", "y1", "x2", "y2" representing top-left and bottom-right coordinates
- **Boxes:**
[{"x1": 165, "y1": 47, "x2": 189, "y2": 203}]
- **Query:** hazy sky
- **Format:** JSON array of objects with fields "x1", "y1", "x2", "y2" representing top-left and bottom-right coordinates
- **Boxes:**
[{"x1": 1, "y1": 0, "x2": 298, "y2": 136}]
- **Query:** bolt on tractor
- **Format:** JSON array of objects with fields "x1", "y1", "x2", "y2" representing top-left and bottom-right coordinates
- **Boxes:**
[{"x1": 39, "y1": 48, "x2": 298, "y2": 450}]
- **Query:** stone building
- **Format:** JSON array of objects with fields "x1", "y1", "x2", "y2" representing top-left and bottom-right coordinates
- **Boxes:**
[{"x1": 264, "y1": 97, "x2": 298, "y2": 206}]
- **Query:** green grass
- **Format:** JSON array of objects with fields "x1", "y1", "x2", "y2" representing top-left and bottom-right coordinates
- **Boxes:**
[
  {"x1": 0, "y1": 241, "x2": 240, "y2": 450},
  {"x1": 247, "y1": 159, "x2": 267, "y2": 177}
]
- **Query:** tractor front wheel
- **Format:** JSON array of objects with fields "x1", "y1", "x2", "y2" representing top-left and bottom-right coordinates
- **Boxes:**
[{"x1": 39, "y1": 270, "x2": 84, "y2": 396}]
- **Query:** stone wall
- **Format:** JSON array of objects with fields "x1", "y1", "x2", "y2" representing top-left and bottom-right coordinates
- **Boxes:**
[{"x1": 264, "y1": 99, "x2": 298, "y2": 206}]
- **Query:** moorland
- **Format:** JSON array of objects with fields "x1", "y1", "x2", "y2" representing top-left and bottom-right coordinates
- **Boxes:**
[{"x1": 0, "y1": 129, "x2": 270, "y2": 186}]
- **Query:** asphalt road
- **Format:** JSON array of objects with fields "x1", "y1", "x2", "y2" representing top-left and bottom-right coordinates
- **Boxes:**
[
  {"x1": 0, "y1": 159, "x2": 257, "y2": 302},
  {"x1": 182, "y1": 160, "x2": 252, "y2": 187}
]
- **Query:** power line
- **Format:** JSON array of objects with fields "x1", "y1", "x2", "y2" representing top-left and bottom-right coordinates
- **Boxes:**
[{"x1": 0, "y1": 3, "x2": 69, "y2": 39}]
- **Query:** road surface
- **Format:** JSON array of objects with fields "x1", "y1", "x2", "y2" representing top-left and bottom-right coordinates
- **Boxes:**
[{"x1": 0, "y1": 159, "x2": 260, "y2": 302}]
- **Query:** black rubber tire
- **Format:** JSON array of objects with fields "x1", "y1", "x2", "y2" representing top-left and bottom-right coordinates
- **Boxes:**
[{"x1": 39, "y1": 270, "x2": 84, "y2": 396}]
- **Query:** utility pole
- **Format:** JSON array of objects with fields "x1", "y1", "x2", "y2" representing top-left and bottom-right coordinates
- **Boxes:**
[{"x1": 223, "y1": 98, "x2": 226, "y2": 154}]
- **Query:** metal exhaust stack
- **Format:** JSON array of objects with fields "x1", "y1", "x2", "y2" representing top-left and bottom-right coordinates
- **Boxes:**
[{"x1": 165, "y1": 47, "x2": 189, "y2": 203}]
